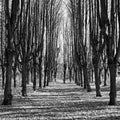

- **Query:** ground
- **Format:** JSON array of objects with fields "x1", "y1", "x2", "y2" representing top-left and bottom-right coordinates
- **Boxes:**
[{"x1": 0, "y1": 79, "x2": 120, "y2": 120}]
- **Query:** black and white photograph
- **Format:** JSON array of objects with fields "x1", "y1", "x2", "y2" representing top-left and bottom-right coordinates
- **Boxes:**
[{"x1": 0, "y1": 0, "x2": 120, "y2": 119}]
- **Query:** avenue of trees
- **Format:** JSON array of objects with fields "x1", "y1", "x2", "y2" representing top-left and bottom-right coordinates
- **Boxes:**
[{"x1": 0, "y1": 0, "x2": 120, "y2": 106}]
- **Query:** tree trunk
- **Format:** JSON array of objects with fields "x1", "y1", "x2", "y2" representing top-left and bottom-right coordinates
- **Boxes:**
[
  {"x1": 54, "y1": 68, "x2": 57, "y2": 82},
  {"x1": 50, "y1": 71, "x2": 53, "y2": 82},
  {"x1": 80, "y1": 70, "x2": 83, "y2": 87},
  {"x1": 74, "y1": 68, "x2": 77, "y2": 85},
  {"x1": 33, "y1": 66, "x2": 36, "y2": 91},
  {"x1": 83, "y1": 70, "x2": 87, "y2": 89},
  {"x1": 33, "y1": 58, "x2": 37, "y2": 91},
  {"x1": 1, "y1": 65, "x2": 5, "y2": 88},
  {"x1": 47, "y1": 70, "x2": 50, "y2": 86},
  {"x1": 26, "y1": 67, "x2": 29, "y2": 84},
  {"x1": 39, "y1": 58, "x2": 42, "y2": 88},
  {"x1": 69, "y1": 67, "x2": 72, "y2": 82},
  {"x1": 83, "y1": 64, "x2": 91, "y2": 92},
  {"x1": 43, "y1": 68, "x2": 47, "y2": 87},
  {"x1": 21, "y1": 62, "x2": 27, "y2": 96},
  {"x1": 104, "y1": 68, "x2": 107, "y2": 86},
  {"x1": 108, "y1": 59, "x2": 116, "y2": 105},
  {"x1": 77, "y1": 71, "x2": 81, "y2": 86},
  {"x1": 63, "y1": 70, "x2": 66, "y2": 84},
  {"x1": 31, "y1": 68, "x2": 34, "y2": 83},
  {"x1": 63, "y1": 64, "x2": 66, "y2": 84},
  {"x1": 2, "y1": 49, "x2": 13, "y2": 105},
  {"x1": 91, "y1": 69, "x2": 94, "y2": 83},
  {"x1": 13, "y1": 68, "x2": 16, "y2": 88},
  {"x1": 94, "y1": 64, "x2": 102, "y2": 97}
]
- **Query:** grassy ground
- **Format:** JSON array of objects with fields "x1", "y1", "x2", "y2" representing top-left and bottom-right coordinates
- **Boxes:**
[{"x1": 0, "y1": 79, "x2": 120, "y2": 120}]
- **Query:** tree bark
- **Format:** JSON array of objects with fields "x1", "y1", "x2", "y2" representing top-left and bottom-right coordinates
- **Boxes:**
[
  {"x1": 104, "y1": 68, "x2": 107, "y2": 86},
  {"x1": 33, "y1": 57, "x2": 37, "y2": 91},
  {"x1": 2, "y1": 49, "x2": 13, "y2": 105},
  {"x1": 63, "y1": 63, "x2": 67, "y2": 84},
  {"x1": 1, "y1": 65, "x2": 5, "y2": 88},
  {"x1": 69, "y1": 67, "x2": 72, "y2": 82},
  {"x1": 13, "y1": 68, "x2": 16, "y2": 88},
  {"x1": 39, "y1": 58, "x2": 42, "y2": 88},
  {"x1": 93, "y1": 62, "x2": 102, "y2": 97},
  {"x1": 21, "y1": 62, "x2": 27, "y2": 96},
  {"x1": 83, "y1": 63, "x2": 91, "y2": 92},
  {"x1": 83, "y1": 69, "x2": 87, "y2": 89},
  {"x1": 54, "y1": 68, "x2": 57, "y2": 82},
  {"x1": 108, "y1": 59, "x2": 116, "y2": 105},
  {"x1": 74, "y1": 68, "x2": 78, "y2": 85},
  {"x1": 43, "y1": 68, "x2": 47, "y2": 87},
  {"x1": 80, "y1": 70, "x2": 83, "y2": 87},
  {"x1": 47, "y1": 70, "x2": 50, "y2": 86},
  {"x1": 26, "y1": 67, "x2": 30, "y2": 84}
]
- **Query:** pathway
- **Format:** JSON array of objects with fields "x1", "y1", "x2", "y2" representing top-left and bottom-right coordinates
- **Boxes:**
[{"x1": 0, "y1": 81, "x2": 120, "y2": 120}]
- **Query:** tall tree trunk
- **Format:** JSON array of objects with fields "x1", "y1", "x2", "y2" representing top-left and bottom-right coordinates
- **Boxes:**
[
  {"x1": 83, "y1": 63, "x2": 91, "y2": 92},
  {"x1": 1, "y1": 65, "x2": 5, "y2": 88},
  {"x1": 26, "y1": 67, "x2": 29, "y2": 84},
  {"x1": 22, "y1": 61, "x2": 27, "y2": 96},
  {"x1": 43, "y1": 68, "x2": 47, "y2": 87},
  {"x1": 54, "y1": 68, "x2": 57, "y2": 82},
  {"x1": 77, "y1": 71, "x2": 81, "y2": 86},
  {"x1": 108, "y1": 59, "x2": 116, "y2": 105},
  {"x1": 80, "y1": 70, "x2": 83, "y2": 87},
  {"x1": 47, "y1": 70, "x2": 50, "y2": 86},
  {"x1": 2, "y1": 49, "x2": 13, "y2": 105},
  {"x1": 69, "y1": 69, "x2": 72, "y2": 82},
  {"x1": 39, "y1": 58, "x2": 42, "y2": 88},
  {"x1": 33, "y1": 57, "x2": 37, "y2": 91},
  {"x1": 104, "y1": 68, "x2": 107, "y2": 86},
  {"x1": 63, "y1": 63, "x2": 66, "y2": 84},
  {"x1": 31, "y1": 67, "x2": 34, "y2": 83},
  {"x1": 83, "y1": 70, "x2": 87, "y2": 89},
  {"x1": 63, "y1": 71, "x2": 66, "y2": 84},
  {"x1": 13, "y1": 68, "x2": 16, "y2": 88},
  {"x1": 74, "y1": 67, "x2": 77, "y2": 85},
  {"x1": 93, "y1": 62, "x2": 102, "y2": 97}
]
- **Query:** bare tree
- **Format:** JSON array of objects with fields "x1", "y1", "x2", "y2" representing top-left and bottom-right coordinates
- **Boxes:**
[{"x1": 2, "y1": 0, "x2": 20, "y2": 105}]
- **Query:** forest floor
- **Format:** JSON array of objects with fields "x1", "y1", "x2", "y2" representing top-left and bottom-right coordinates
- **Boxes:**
[{"x1": 0, "y1": 79, "x2": 120, "y2": 120}]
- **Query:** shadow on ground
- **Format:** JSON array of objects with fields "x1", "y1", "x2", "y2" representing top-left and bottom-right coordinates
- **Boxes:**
[{"x1": 0, "y1": 82, "x2": 120, "y2": 120}]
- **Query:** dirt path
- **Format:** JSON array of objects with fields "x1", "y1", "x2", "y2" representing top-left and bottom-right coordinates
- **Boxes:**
[{"x1": 0, "y1": 81, "x2": 120, "y2": 120}]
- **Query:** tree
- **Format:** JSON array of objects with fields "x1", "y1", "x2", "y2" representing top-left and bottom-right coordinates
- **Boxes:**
[{"x1": 2, "y1": 0, "x2": 20, "y2": 105}]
